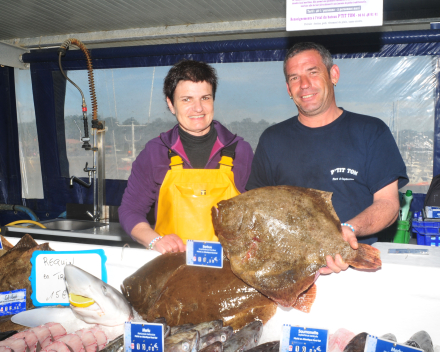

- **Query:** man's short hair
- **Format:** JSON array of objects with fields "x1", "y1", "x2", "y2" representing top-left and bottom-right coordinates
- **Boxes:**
[
  {"x1": 163, "y1": 59, "x2": 218, "y2": 105},
  {"x1": 283, "y1": 42, "x2": 334, "y2": 81}
]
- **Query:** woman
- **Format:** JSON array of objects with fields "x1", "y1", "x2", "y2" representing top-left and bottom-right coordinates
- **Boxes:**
[{"x1": 118, "y1": 60, "x2": 254, "y2": 254}]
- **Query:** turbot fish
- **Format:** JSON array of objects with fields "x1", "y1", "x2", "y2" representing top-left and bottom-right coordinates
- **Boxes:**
[
  {"x1": 0, "y1": 234, "x2": 53, "y2": 311},
  {"x1": 122, "y1": 253, "x2": 277, "y2": 331},
  {"x1": 212, "y1": 185, "x2": 382, "y2": 311}
]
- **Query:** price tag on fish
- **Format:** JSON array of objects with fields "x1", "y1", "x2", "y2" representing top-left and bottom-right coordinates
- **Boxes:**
[
  {"x1": 186, "y1": 240, "x2": 223, "y2": 268},
  {"x1": 0, "y1": 289, "x2": 26, "y2": 316},
  {"x1": 365, "y1": 335, "x2": 424, "y2": 352},
  {"x1": 124, "y1": 322, "x2": 164, "y2": 352},
  {"x1": 30, "y1": 249, "x2": 107, "y2": 307},
  {"x1": 280, "y1": 325, "x2": 328, "y2": 352}
]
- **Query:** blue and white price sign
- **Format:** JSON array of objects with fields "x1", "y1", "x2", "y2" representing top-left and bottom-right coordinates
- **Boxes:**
[
  {"x1": 124, "y1": 322, "x2": 164, "y2": 352},
  {"x1": 186, "y1": 240, "x2": 223, "y2": 268},
  {"x1": 280, "y1": 325, "x2": 328, "y2": 352},
  {"x1": 0, "y1": 289, "x2": 27, "y2": 316},
  {"x1": 0, "y1": 240, "x2": 3, "y2": 250},
  {"x1": 365, "y1": 335, "x2": 423, "y2": 352}
]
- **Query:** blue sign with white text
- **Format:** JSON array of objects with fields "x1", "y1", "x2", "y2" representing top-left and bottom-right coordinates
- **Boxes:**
[
  {"x1": 0, "y1": 289, "x2": 26, "y2": 316},
  {"x1": 365, "y1": 335, "x2": 423, "y2": 352},
  {"x1": 280, "y1": 325, "x2": 328, "y2": 352},
  {"x1": 186, "y1": 240, "x2": 223, "y2": 268},
  {"x1": 124, "y1": 322, "x2": 164, "y2": 352}
]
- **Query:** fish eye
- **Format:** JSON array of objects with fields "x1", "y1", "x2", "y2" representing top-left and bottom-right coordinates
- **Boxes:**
[
  {"x1": 102, "y1": 285, "x2": 108, "y2": 295},
  {"x1": 182, "y1": 342, "x2": 190, "y2": 351},
  {"x1": 221, "y1": 335, "x2": 226, "y2": 342}
]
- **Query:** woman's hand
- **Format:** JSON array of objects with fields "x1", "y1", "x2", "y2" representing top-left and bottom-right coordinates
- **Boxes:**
[{"x1": 153, "y1": 234, "x2": 186, "y2": 254}]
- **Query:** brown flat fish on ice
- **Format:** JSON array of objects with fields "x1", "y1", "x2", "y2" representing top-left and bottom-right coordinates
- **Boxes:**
[
  {"x1": 0, "y1": 235, "x2": 14, "y2": 258},
  {"x1": 0, "y1": 234, "x2": 53, "y2": 311},
  {"x1": 122, "y1": 252, "x2": 276, "y2": 330},
  {"x1": 211, "y1": 185, "x2": 382, "y2": 312}
]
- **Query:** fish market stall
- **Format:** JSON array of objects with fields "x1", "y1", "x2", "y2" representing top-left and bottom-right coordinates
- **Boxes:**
[{"x1": 3, "y1": 236, "x2": 440, "y2": 348}]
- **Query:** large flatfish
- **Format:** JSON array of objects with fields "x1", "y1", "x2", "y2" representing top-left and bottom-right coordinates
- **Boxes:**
[
  {"x1": 0, "y1": 234, "x2": 53, "y2": 311},
  {"x1": 122, "y1": 253, "x2": 276, "y2": 330},
  {"x1": 211, "y1": 185, "x2": 382, "y2": 311}
]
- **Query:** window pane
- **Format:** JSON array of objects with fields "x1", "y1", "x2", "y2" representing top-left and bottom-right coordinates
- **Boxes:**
[
  {"x1": 64, "y1": 56, "x2": 436, "y2": 193},
  {"x1": 14, "y1": 68, "x2": 44, "y2": 199}
]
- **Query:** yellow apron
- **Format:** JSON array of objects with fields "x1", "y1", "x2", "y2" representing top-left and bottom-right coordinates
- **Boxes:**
[{"x1": 154, "y1": 152, "x2": 240, "y2": 244}]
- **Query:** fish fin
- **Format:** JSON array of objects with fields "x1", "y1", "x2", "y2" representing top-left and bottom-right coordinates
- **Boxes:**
[
  {"x1": 291, "y1": 283, "x2": 317, "y2": 313},
  {"x1": 11, "y1": 234, "x2": 38, "y2": 250},
  {"x1": 346, "y1": 244, "x2": 382, "y2": 269}
]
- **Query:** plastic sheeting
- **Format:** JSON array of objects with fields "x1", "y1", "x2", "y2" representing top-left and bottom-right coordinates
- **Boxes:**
[{"x1": 2, "y1": 30, "x2": 439, "y2": 219}]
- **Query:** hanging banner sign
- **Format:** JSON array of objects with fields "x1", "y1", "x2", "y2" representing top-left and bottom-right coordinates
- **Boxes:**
[{"x1": 286, "y1": 0, "x2": 383, "y2": 31}]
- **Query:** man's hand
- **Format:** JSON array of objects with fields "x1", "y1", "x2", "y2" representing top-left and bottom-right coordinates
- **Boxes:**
[
  {"x1": 153, "y1": 234, "x2": 186, "y2": 254},
  {"x1": 318, "y1": 226, "x2": 358, "y2": 275}
]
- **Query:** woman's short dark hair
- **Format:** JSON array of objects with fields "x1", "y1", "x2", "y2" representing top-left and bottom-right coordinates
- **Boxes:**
[
  {"x1": 283, "y1": 42, "x2": 334, "y2": 81},
  {"x1": 163, "y1": 60, "x2": 218, "y2": 105}
]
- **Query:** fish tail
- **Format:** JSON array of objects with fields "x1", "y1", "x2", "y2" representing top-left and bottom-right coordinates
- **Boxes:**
[{"x1": 346, "y1": 244, "x2": 382, "y2": 269}]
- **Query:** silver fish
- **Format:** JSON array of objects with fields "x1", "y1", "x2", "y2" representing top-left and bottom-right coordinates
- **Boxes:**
[
  {"x1": 199, "y1": 327, "x2": 233, "y2": 350},
  {"x1": 101, "y1": 335, "x2": 123, "y2": 352},
  {"x1": 171, "y1": 325, "x2": 195, "y2": 336},
  {"x1": 165, "y1": 330, "x2": 199, "y2": 352},
  {"x1": 199, "y1": 341, "x2": 223, "y2": 352},
  {"x1": 404, "y1": 331, "x2": 433, "y2": 352},
  {"x1": 246, "y1": 341, "x2": 279, "y2": 352},
  {"x1": 223, "y1": 321, "x2": 263, "y2": 352},
  {"x1": 152, "y1": 318, "x2": 170, "y2": 339}
]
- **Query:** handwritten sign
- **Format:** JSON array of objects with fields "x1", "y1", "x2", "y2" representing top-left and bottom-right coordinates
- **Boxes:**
[
  {"x1": 30, "y1": 250, "x2": 107, "y2": 306},
  {"x1": 286, "y1": 0, "x2": 383, "y2": 31}
]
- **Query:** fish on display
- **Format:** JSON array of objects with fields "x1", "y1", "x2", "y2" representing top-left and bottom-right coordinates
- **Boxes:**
[
  {"x1": 151, "y1": 318, "x2": 170, "y2": 339},
  {"x1": 171, "y1": 325, "x2": 195, "y2": 336},
  {"x1": 198, "y1": 341, "x2": 223, "y2": 352},
  {"x1": 0, "y1": 236, "x2": 14, "y2": 258},
  {"x1": 245, "y1": 341, "x2": 279, "y2": 352},
  {"x1": 101, "y1": 335, "x2": 123, "y2": 352},
  {"x1": 176, "y1": 321, "x2": 223, "y2": 338},
  {"x1": 0, "y1": 234, "x2": 53, "y2": 311},
  {"x1": 122, "y1": 253, "x2": 277, "y2": 331},
  {"x1": 342, "y1": 332, "x2": 368, "y2": 352},
  {"x1": 11, "y1": 265, "x2": 143, "y2": 342},
  {"x1": 212, "y1": 185, "x2": 382, "y2": 311},
  {"x1": 404, "y1": 331, "x2": 433, "y2": 352},
  {"x1": 222, "y1": 321, "x2": 263, "y2": 352},
  {"x1": 165, "y1": 330, "x2": 199, "y2": 352},
  {"x1": 199, "y1": 327, "x2": 233, "y2": 350}
]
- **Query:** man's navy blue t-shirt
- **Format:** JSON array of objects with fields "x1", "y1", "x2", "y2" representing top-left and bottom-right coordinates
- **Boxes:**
[{"x1": 246, "y1": 109, "x2": 409, "y2": 244}]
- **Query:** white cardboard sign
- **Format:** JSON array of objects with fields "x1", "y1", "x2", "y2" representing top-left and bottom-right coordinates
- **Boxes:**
[
  {"x1": 286, "y1": 0, "x2": 383, "y2": 31},
  {"x1": 30, "y1": 250, "x2": 107, "y2": 306}
]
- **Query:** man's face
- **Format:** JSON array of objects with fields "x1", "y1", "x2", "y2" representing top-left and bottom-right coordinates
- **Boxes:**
[
  {"x1": 167, "y1": 80, "x2": 214, "y2": 136},
  {"x1": 285, "y1": 49, "x2": 339, "y2": 118}
]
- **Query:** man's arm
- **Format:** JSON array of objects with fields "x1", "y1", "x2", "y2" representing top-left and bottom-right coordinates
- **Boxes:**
[{"x1": 320, "y1": 180, "x2": 399, "y2": 274}]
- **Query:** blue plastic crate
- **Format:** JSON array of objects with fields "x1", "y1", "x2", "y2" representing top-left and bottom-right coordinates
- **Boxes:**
[{"x1": 411, "y1": 220, "x2": 440, "y2": 246}]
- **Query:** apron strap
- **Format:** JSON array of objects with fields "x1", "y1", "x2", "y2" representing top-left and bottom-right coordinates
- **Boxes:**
[
  {"x1": 169, "y1": 149, "x2": 183, "y2": 169},
  {"x1": 218, "y1": 141, "x2": 238, "y2": 171}
]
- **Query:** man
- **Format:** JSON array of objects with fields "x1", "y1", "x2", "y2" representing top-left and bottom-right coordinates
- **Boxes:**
[{"x1": 246, "y1": 42, "x2": 408, "y2": 274}]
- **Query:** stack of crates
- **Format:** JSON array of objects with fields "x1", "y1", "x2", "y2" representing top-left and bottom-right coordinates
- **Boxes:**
[{"x1": 411, "y1": 220, "x2": 440, "y2": 246}]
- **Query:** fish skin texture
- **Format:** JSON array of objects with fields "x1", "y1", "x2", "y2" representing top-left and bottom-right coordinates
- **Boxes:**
[
  {"x1": 122, "y1": 252, "x2": 276, "y2": 331},
  {"x1": 0, "y1": 235, "x2": 53, "y2": 311},
  {"x1": 212, "y1": 186, "x2": 382, "y2": 309},
  {"x1": 343, "y1": 332, "x2": 368, "y2": 352}
]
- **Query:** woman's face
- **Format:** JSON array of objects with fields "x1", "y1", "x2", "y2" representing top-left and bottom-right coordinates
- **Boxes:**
[{"x1": 167, "y1": 80, "x2": 214, "y2": 136}]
